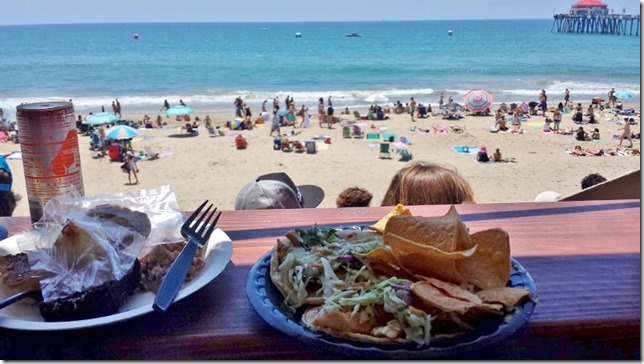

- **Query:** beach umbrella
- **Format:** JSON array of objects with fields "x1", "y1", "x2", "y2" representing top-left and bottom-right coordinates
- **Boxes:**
[
  {"x1": 106, "y1": 125, "x2": 138, "y2": 140},
  {"x1": 463, "y1": 89, "x2": 493, "y2": 113},
  {"x1": 165, "y1": 105, "x2": 193, "y2": 117},
  {"x1": 364, "y1": 94, "x2": 389, "y2": 103},
  {"x1": 615, "y1": 90, "x2": 634, "y2": 99},
  {"x1": 83, "y1": 112, "x2": 119, "y2": 125},
  {"x1": 231, "y1": 117, "x2": 244, "y2": 129},
  {"x1": 277, "y1": 109, "x2": 289, "y2": 116}
]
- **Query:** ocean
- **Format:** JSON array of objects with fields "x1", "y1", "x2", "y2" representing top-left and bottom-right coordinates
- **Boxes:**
[{"x1": 0, "y1": 20, "x2": 640, "y2": 117}]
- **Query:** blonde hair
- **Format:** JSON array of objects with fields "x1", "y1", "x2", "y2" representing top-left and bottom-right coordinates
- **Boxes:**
[{"x1": 381, "y1": 161, "x2": 476, "y2": 206}]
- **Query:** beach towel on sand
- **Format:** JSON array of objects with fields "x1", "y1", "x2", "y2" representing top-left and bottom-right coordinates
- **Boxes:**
[{"x1": 452, "y1": 145, "x2": 479, "y2": 155}]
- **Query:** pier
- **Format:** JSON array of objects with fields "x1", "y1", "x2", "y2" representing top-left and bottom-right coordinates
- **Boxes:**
[{"x1": 551, "y1": 0, "x2": 640, "y2": 36}]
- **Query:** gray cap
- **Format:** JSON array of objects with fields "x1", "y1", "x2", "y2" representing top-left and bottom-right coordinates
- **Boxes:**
[{"x1": 235, "y1": 172, "x2": 325, "y2": 210}]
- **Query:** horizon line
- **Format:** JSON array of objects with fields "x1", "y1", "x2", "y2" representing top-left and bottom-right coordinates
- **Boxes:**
[{"x1": 0, "y1": 18, "x2": 557, "y2": 27}]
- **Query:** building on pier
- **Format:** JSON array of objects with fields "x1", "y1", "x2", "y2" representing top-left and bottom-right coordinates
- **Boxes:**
[{"x1": 552, "y1": 0, "x2": 640, "y2": 36}]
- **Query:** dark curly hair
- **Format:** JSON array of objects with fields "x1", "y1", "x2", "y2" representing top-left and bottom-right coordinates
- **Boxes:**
[
  {"x1": 581, "y1": 173, "x2": 607, "y2": 190},
  {"x1": 336, "y1": 187, "x2": 373, "y2": 208}
]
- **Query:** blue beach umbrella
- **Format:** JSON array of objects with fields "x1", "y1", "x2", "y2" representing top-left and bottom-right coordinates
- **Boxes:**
[
  {"x1": 277, "y1": 109, "x2": 289, "y2": 116},
  {"x1": 615, "y1": 90, "x2": 634, "y2": 99},
  {"x1": 106, "y1": 125, "x2": 138, "y2": 140},
  {"x1": 165, "y1": 105, "x2": 193, "y2": 117},
  {"x1": 83, "y1": 112, "x2": 119, "y2": 125}
]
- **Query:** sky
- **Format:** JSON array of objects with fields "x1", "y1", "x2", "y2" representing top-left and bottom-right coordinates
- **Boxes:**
[{"x1": 0, "y1": 0, "x2": 641, "y2": 25}]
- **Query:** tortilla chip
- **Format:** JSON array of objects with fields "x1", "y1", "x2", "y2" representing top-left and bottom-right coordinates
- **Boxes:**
[
  {"x1": 383, "y1": 206, "x2": 471, "y2": 253},
  {"x1": 410, "y1": 281, "x2": 479, "y2": 315},
  {"x1": 476, "y1": 286, "x2": 532, "y2": 309},
  {"x1": 354, "y1": 247, "x2": 416, "y2": 280},
  {"x1": 456, "y1": 228, "x2": 511, "y2": 290},
  {"x1": 386, "y1": 232, "x2": 476, "y2": 285},
  {"x1": 367, "y1": 204, "x2": 411, "y2": 234},
  {"x1": 417, "y1": 275, "x2": 482, "y2": 304}
]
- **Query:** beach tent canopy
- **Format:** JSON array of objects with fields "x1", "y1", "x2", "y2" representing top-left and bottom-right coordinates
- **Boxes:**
[
  {"x1": 166, "y1": 105, "x2": 193, "y2": 117},
  {"x1": 84, "y1": 112, "x2": 119, "y2": 125}
]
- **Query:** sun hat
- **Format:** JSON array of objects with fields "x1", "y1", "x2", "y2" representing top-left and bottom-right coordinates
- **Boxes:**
[
  {"x1": 480, "y1": 146, "x2": 487, "y2": 153},
  {"x1": 235, "y1": 172, "x2": 325, "y2": 210},
  {"x1": 0, "y1": 156, "x2": 13, "y2": 192},
  {"x1": 533, "y1": 190, "x2": 562, "y2": 202}
]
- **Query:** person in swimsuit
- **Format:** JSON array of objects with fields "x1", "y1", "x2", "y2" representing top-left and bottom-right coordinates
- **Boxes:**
[{"x1": 618, "y1": 118, "x2": 633, "y2": 148}]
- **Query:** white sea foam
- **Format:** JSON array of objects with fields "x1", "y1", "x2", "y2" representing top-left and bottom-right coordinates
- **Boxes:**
[{"x1": 2, "y1": 80, "x2": 638, "y2": 119}]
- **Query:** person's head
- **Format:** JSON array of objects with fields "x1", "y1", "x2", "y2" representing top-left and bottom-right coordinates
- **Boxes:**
[
  {"x1": 480, "y1": 146, "x2": 487, "y2": 154},
  {"x1": 235, "y1": 172, "x2": 325, "y2": 210},
  {"x1": 388, "y1": 136, "x2": 395, "y2": 142},
  {"x1": 336, "y1": 187, "x2": 373, "y2": 208},
  {"x1": 381, "y1": 161, "x2": 476, "y2": 206},
  {"x1": 581, "y1": 173, "x2": 607, "y2": 190}
]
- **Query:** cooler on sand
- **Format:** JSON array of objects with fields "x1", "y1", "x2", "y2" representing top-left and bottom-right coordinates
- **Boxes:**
[
  {"x1": 108, "y1": 144, "x2": 121, "y2": 161},
  {"x1": 305, "y1": 140, "x2": 316, "y2": 154}
]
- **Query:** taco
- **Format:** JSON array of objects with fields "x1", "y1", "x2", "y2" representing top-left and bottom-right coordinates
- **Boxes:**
[
  {"x1": 301, "y1": 277, "x2": 430, "y2": 345},
  {"x1": 269, "y1": 226, "x2": 383, "y2": 309}
]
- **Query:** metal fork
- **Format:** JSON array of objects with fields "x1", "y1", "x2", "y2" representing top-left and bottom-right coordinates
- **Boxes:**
[{"x1": 153, "y1": 200, "x2": 221, "y2": 312}]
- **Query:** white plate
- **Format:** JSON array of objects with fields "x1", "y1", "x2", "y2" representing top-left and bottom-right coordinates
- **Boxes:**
[{"x1": 0, "y1": 228, "x2": 233, "y2": 331}]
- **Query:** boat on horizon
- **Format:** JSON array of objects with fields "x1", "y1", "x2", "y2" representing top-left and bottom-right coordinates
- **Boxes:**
[
  {"x1": 295, "y1": 32, "x2": 302, "y2": 38},
  {"x1": 346, "y1": 32, "x2": 362, "y2": 37}
]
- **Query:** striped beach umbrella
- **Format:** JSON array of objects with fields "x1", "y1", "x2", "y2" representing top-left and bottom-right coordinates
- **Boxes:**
[
  {"x1": 463, "y1": 89, "x2": 493, "y2": 113},
  {"x1": 165, "y1": 105, "x2": 193, "y2": 117},
  {"x1": 83, "y1": 112, "x2": 119, "y2": 125},
  {"x1": 106, "y1": 125, "x2": 138, "y2": 140}
]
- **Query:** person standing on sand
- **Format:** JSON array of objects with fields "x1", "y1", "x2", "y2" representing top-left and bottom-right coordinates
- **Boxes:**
[
  {"x1": 539, "y1": 89, "x2": 548, "y2": 117},
  {"x1": 409, "y1": 97, "x2": 417, "y2": 122},
  {"x1": 270, "y1": 111, "x2": 281, "y2": 137},
  {"x1": 111, "y1": 101, "x2": 117, "y2": 115},
  {"x1": 618, "y1": 118, "x2": 633, "y2": 148},
  {"x1": 272, "y1": 97, "x2": 280, "y2": 113},
  {"x1": 438, "y1": 92, "x2": 444, "y2": 109},
  {"x1": 262, "y1": 100, "x2": 267, "y2": 112},
  {"x1": 608, "y1": 88, "x2": 617, "y2": 108},
  {"x1": 564, "y1": 88, "x2": 570, "y2": 104},
  {"x1": 123, "y1": 152, "x2": 139, "y2": 185},
  {"x1": 299, "y1": 107, "x2": 310, "y2": 128},
  {"x1": 552, "y1": 109, "x2": 562, "y2": 133},
  {"x1": 115, "y1": 99, "x2": 122, "y2": 118},
  {"x1": 161, "y1": 99, "x2": 170, "y2": 112}
]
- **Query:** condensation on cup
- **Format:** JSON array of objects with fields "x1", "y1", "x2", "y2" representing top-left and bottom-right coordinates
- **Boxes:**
[{"x1": 15, "y1": 102, "x2": 85, "y2": 223}]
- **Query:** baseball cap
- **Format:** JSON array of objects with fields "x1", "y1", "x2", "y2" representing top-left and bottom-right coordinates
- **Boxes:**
[
  {"x1": 0, "y1": 156, "x2": 12, "y2": 192},
  {"x1": 235, "y1": 172, "x2": 325, "y2": 210}
]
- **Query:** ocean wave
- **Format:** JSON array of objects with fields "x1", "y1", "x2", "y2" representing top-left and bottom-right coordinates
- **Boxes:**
[{"x1": 1, "y1": 81, "x2": 638, "y2": 118}]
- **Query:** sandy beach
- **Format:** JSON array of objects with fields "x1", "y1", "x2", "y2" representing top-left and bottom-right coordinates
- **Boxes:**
[{"x1": 0, "y1": 102, "x2": 640, "y2": 218}]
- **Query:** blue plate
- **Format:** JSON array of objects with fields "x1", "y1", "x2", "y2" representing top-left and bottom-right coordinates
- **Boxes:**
[{"x1": 246, "y1": 228, "x2": 538, "y2": 359}]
